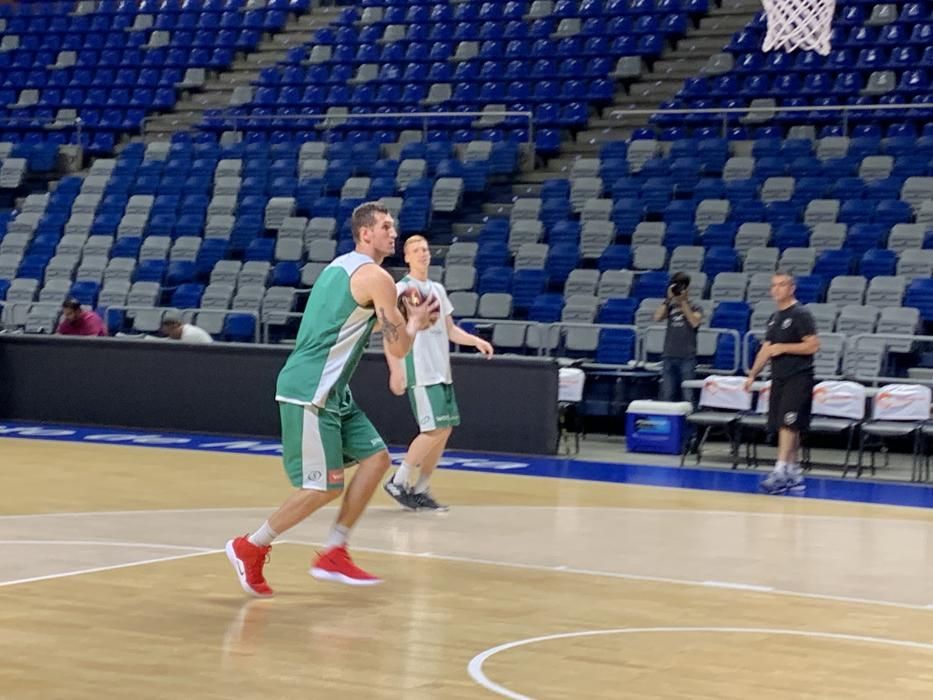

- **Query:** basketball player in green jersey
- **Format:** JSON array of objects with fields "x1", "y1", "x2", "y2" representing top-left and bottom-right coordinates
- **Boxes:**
[
  {"x1": 225, "y1": 202, "x2": 439, "y2": 596},
  {"x1": 383, "y1": 235, "x2": 494, "y2": 511}
]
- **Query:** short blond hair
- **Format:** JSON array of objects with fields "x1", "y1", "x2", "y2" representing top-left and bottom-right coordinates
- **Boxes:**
[{"x1": 403, "y1": 235, "x2": 428, "y2": 253}]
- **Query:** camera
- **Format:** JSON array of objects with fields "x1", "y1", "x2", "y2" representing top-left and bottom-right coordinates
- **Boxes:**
[{"x1": 668, "y1": 272, "x2": 690, "y2": 298}]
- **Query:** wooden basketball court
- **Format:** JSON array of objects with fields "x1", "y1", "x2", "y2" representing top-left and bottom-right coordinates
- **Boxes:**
[{"x1": 4, "y1": 436, "x2": 933, "y2": 699}]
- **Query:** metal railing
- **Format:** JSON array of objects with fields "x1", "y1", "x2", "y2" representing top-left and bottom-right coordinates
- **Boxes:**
[
  {"x1": 607, "y1": 102, "x2": 933, "y2": 138},
  {"x1": 849, "y1": 333, "x2": 933, "y2": 387},
  {"x1": 640, "y1": 324, "x2": 741, "y2": 374},
  {"x1": 144, "y1": 108, "x2": 535, "y2": 155}
]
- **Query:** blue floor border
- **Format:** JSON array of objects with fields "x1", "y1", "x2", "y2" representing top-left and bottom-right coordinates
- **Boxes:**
[{"x1": 3, "y1": 421, "x2": 933, "y2": 510}]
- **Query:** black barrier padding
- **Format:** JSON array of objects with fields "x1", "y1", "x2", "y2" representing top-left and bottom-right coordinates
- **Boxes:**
[{"x1": 0, "y1": 336, "x2": 559, "y2": 455}]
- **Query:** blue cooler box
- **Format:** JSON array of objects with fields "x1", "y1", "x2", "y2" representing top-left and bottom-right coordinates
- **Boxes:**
[{"x1": 625, "y1": 400, "x2": 693, "y2": 454}]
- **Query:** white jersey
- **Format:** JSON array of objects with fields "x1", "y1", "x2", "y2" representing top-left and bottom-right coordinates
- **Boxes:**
[
  {"x1": 180, "y1": 324, "x2": 214, "y2": 344},
  {"x1": 397, "y1": 276, "x2": 454, "y2": 387}
]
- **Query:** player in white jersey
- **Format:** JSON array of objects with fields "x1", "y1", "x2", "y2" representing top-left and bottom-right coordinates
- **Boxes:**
[{"x1": 383, "y1": 235, "x2": 494, "y2": 511}]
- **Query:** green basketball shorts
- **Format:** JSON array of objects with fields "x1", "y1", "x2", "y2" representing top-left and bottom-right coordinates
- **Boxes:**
[
  {"x1": 407, "y1": 383, "x2": 461, "y2": 433},
  {"x1": 278, "y1": 398, "x2": 386, "y2": 491}
]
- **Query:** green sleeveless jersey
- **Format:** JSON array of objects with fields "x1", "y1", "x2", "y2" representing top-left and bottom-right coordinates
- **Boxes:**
[{"x1": 275, "y1": 251, "x2": 377, "y2": 408}]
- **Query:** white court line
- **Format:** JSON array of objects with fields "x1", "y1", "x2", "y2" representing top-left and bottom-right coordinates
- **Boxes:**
[
  {"x1": 3, "y1": 504, "x2": 933, "y2": 525},
  {"x1": 467, "y1": 627, "x2": 933, "y2": 700},
  {"x1": 0, "y1": 539, "x2": 214, "y2": 552},
  {"x1": 2, "y1": 509, "x2": 933, "y2": 611},
  {"x1": 0, "y1": 549, "x2": 222, "y2": 588},
  {"x1": 275, "y1": 538, "x2": 933, "y2": 613}
]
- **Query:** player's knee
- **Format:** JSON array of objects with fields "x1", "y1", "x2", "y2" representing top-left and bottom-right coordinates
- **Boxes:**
[
  {"x1": 425, "y1": 426, "x2": 452, "y2": 440},
  {"x1": 361, "y1": 449, "x2": 391, "y2": 475}
]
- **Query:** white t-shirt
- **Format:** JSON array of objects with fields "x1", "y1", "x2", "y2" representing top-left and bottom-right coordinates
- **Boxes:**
[
  {"x1": 180, "y1": 323, "x2": 214, "y2": 344},
  {"x1": 396, "y1": 276, "x2": 454, "y2": 387}
]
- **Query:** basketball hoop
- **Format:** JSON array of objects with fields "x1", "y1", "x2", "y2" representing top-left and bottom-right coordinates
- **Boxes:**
[{"x1": 761, "y1": 0, "x2": 836, "y2": 56}]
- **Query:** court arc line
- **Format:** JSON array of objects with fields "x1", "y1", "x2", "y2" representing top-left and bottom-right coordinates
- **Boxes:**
[{"x1": 467, "y1": 626, "x2": 933, "y2": 700}]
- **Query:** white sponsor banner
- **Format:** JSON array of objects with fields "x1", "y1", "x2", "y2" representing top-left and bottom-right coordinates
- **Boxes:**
[
  {"x1": 872, "y1": 384, "x2": 933, "y2": 422},
  {"x1": 813, "y1": 381, "x2": 866, "y2": 420},
  {"x1": 700, "y1": 376, "x2": 752, "y2": 411},
  {"x1": 558, "y1": 367, "x2": 585, "y2": 403}
]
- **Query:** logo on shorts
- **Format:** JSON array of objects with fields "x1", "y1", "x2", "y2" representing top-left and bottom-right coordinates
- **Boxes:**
[
  {"x1": 328, "y1": 471, "x2": 344, "y2": 485},
  {"x1": 370, "y1": 437, "x2": 383, "y2": 446},
  {"x1": 308, "y1": 470, "x2": 322, "y2": 481},
  {"x1": 781, "y1": 319, "x2": 792, "y2": 330},
  {"x1": 784, "y1": 411, "x2": 797, "y2": 425}
]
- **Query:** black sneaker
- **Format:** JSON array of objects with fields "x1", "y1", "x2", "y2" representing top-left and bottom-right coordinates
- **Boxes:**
[
  {"x1": 411, "y1": 490, "x2": 449, "y2": 512},
  {"x1": 383, "y1": 478, "x2": 414, "y2": 509}
]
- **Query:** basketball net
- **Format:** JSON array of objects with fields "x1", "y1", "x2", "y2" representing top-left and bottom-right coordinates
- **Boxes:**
[{"x1": 761, "y1": 0, "x2": 836, "y2": 56}]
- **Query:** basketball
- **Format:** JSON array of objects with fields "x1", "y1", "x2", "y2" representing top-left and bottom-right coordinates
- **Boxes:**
[
  {"x1": 397, "y1": 286, "x2": 423, "y2": 321},
  {"x1": 403, "y1": 287, "x2": 424, "y2": 308}
]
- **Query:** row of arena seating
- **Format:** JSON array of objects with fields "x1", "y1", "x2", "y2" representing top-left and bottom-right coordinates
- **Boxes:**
[
  {"x1": 0, "y1": 0, "x2": 311, "y2": 152},
  {"x1": 660, "y1": 0, "x2": 933, "y2": 134}
]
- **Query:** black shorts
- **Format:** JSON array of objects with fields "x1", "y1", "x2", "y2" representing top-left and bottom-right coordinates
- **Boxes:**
[{"x1": 768, "y1": 373, "x2": 813, "y2": 434}]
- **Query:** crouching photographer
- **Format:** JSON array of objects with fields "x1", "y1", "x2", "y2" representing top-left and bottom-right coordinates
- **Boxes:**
[{"x1": 652, "y1": 271, "x2": 703, "y2": 402}]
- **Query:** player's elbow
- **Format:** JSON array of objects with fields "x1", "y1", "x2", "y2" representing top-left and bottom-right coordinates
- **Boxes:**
[{"x1": 387, "y1": 342, "x2": 410, "y2": 359}]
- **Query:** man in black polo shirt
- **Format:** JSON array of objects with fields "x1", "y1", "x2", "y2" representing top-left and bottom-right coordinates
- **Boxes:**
[{"x1": 744, "y1": 271, "x2": 820, "y2": 495}]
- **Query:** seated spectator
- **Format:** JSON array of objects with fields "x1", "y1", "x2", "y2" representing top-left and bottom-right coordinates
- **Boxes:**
[
  {"x1": 56, "y1": 298, "x2": 106, "y2": 337},
  {"x1": 161, "y1": 310, "x2": 214, "y2": 344}
]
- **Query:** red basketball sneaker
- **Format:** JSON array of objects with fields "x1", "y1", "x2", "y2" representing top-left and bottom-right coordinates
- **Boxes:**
[
  {"x1": 225, "y1": 536, "x2": 273, "y2": 597},
  {"x1": 310, "y1": 546, "x2": 382, "y2": 586}
]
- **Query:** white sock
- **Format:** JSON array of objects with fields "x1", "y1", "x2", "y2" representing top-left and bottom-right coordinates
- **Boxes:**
[
  {"x1": 773, "y1": 460, "x2": 787, "y2": 477},
  {"x1": 393, "y1": 461, "x2": 414, "y2": 486},
  {"x1": 247, "y1": 521, "x2": 278, "y2": 548},
  {"x1": 413, "y1": 472, "x2": 432, "y2": 495},
  {"x1": 786, "y1": 463, "x2": 802, "y2": 478},
  {"x1": 325, "y1": 524, "x2": 350, "y2": 549}
]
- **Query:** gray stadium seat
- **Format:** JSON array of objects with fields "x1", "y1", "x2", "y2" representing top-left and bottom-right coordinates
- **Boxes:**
[
  {"x1": 743, "y1": 247, "x2": 779, "y2": 273},
  {"x1": 632, "y1": 244, "x2": 667, "y2": 270},
  {"x1": 448, "y1": 291, "x2": 478, "y2": 317},
  {"x1": 865, "y1": 276, "x2": 906, "y2": 307},
  {"x1": 478, "y1": 292, "x2": 512, "y2": 319},
  {"x1": 710, "y1": 272, "x2": 748, "y2": 302},
  {"x1": 745, "y1": 272, "x2": 775, "y2": 304},
  {"x1": 514, "y1": 243, "x2": 548, "y2": 270},
  {"x1": 509, "y1": 198, "x2": 541, "y2": 222},
  {"x1": 508, "y1": 220, "x2": 543, "y2": 253},
  {"x1": 827, "y1": 276, "x2": 867, "y2": 305},
  {"x1": 561, "y1": 295, "x2": 600, "y2": 323},
  {"x1": 564, "y1": 269, "x2": 600, "y2": 297},
  {"x1": 735, "y1": 223, "x2": 771, "y2": 253},
  {"x1": 445, "y1": 242, "x2": 478, "y2": 267},
  {"x1": 632, "y1": 222, "x2": 665, "y2": 247},
  {"x1": 887, "y1": 224, "x2": 926, "y2": 254},
  {"x1": 803, "y1": 199, "x2": 839, "y2": 226},
  {"x1": 809, "y1": 223, "x2": 847, "y2": 252},
  {"x1": 779, "y1": 247, "x2": 816, "y2": 276},
  {"x1": 876, "y1": 306, "x2": 920, "y2": 352},
  {"x1": 443, "y1": 265, "x2": 476, "y2": 292},
  {"x1": 805, "y1": 303, "x2": 839, "y2": 333},
  {"x1": 597, "y1": 270, "x2": 634, "y2": 301},
  {"x1": 581, "y1": 221, "x2": 614, "y2": 259},
  {"x1": 836, "y1": 304, "x2": 879, "y2": 334}
]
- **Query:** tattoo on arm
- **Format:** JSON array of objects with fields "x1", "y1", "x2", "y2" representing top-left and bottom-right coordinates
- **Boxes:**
[{"x1": 379, "y1": 307, "x2": 400, "y2": 343}]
